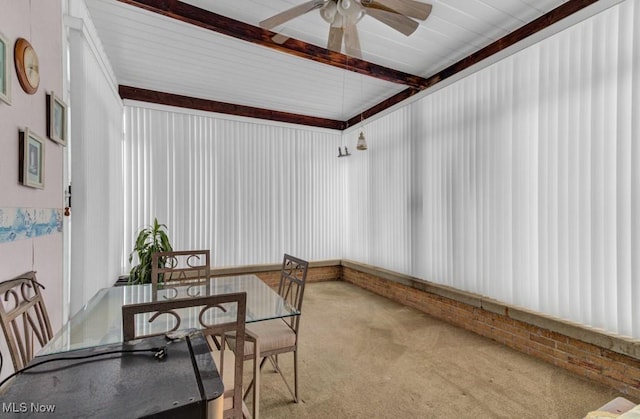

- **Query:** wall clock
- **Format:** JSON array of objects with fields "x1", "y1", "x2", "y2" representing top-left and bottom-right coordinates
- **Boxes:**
[{"x1": 14, "y1": 38, "x2": 39, "y2": 95}]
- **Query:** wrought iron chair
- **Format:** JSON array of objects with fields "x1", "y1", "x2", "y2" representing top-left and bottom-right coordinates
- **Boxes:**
[
  {"x1": 0, "y1": 271, "x2": 54, "y2": 373},
  {"x1": 151, "y1": 249, "x2": 211, "y2": 286},
  {"x1": 122, "y1": 292, "x2": 247, "y2": 419},
  {"x1": 150, "y1": 250, "x2": 212, "y2": 301},
  {"x1": 243, "y1": 254, "x2": 309, "y2": 417}
]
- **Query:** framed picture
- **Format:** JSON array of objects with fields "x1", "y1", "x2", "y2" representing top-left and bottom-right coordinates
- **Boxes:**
[
  {"x1": 47, "y1": 92, "x2": 67, "y2": 145},
  {"x1": 19, "y1": 128, "x2": 45, "y2": 189},
  {"x1": 0, "y1": 31, "x2": 10, "y2": 105}
]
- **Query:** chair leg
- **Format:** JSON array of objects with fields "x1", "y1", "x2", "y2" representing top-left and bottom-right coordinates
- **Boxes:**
[
  {"x1": 266, "y1": 354, "x2": 297, "y2": 403},
  {"x1": 293, "y1": 350, "x2": 298, "y2": 403},
  {"x1": 253, "y1": 346, "x2": 260, "y2": 419},
  {"x1": 241, "y1": 401, "x2": 252, "y2": 419},
  {"x1": 247, "y1": 353, "x2": 299, "y2": 405},
  {"x1": 243, "y1": 338, "x2": 260, "y2": 419},
  {"x1": 267, "y1": 355, "x2": 278, "y2": 372},
  {"x1": 243, "y1": 356, "x2": 273, "y2": 418},
  {"x1": 246, "y1": 356, "x2": 269, "y2": 396},
  {"x1": 242, "y1": 365, "x2": 260, "y2": 419}
]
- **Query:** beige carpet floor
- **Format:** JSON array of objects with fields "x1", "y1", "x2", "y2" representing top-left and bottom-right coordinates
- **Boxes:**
[{"x1": 245, "y1": 281, "x2": 631, "y2": 418}]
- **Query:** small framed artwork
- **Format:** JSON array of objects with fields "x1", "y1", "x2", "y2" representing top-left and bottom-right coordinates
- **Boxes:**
[
  {"x1": 0, "y1": 31, "x2": 11, "y2": 105},
  {"x1": 19, "y1": 128, "x2": 45, "y2": 189},
  {"x1": 47, "y1": 92, "x2": 67, "y2": 145}
]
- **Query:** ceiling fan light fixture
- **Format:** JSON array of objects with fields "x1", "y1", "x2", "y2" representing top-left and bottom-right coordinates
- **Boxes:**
[
  {"x1": 320, "y1": 1, "x2": 338, "y2": 23},
  {"x1": 337, "y1": 0, "x2": 365, "y2": 22}
]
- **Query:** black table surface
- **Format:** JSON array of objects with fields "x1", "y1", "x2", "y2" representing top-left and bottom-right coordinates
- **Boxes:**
[{"x1": 0, "y1": 333, "x2": 224, "y2": 418}]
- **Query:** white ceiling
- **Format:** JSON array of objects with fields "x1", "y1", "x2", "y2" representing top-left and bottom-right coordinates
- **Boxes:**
[{"x1": 84, "y1": 0, "x2": 571, "y2": 124}]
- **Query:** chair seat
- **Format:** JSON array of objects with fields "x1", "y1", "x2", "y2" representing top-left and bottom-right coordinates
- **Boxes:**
[{"x1": 245, "y1": 319, "x2": 296, "y2": 356}]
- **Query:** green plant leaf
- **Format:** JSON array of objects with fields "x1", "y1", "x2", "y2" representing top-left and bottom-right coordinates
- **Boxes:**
[{"x1": 128, "y1": 217, "x2": 173, "y2": 284}]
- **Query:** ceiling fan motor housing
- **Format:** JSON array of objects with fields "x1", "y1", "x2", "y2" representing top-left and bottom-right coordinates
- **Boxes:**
[
  {"x1": 337, "y1": 0, "x2": 366, "y2": 22},
  {"x1": 321, "y1": 0, "x2": 365, "y2": 24}
]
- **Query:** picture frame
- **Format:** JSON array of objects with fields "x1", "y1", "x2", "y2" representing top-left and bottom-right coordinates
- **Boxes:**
[
  {"x1": 19, "y1": 128, "x2": 45, "y2": 189},
  {"x1": 0, "y1": 31, "x2": 11, "y2": 105},
  {"x1": 47, "y1": 92, "x2": 67, "y2": 146}
]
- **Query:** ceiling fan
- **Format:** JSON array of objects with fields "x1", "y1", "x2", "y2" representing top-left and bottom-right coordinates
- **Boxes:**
[{"x1": 259, "y1": 0, "x2": 432, "y2": 58}]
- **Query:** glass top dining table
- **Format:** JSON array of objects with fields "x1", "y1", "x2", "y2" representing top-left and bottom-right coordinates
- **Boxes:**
[{"x1": 39, "y1": 274, "x2": 299, "y2": 356}]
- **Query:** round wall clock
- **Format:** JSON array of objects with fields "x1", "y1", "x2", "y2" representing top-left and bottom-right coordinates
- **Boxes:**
[{"x1": 14, "y1": 38, "x2": 39, "y2": 95}]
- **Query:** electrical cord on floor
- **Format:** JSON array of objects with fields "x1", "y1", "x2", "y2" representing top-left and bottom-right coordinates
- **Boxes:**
[{"x1": 0, "y1": 346, "x2": 167, "y2": 389}]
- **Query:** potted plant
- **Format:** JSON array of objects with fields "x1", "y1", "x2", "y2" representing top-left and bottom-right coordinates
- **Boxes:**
[{"x1": 128, "y1": 218, "x2": 173, "y2": 284}]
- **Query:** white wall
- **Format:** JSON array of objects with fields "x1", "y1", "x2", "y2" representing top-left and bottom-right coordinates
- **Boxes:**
[{"x1": 67, "y1": 0, "x2": 123, "y2": 315}]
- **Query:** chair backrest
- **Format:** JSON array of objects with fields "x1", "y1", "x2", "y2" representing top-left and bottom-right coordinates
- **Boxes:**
[
  {"x1": 279, "y1": 254, "x2": 309, "y2": 332},
  {"x1": 0, "y1": 271, "x2": 53, "y2": 372},
  {"x1": 122, "y1": 292, "x2": 246, "y2": 419},
  {"x1": 151, "y1": 249, "x2": 210, "y2": 286}
]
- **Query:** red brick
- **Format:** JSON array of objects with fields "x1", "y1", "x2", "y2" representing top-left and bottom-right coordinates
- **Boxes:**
[
  {"x1": 530, "y1": 333, "x2": 557, "y2": 348},
  {"x1": 568, "y1": 356, "x2": 603, "y2": 373}
]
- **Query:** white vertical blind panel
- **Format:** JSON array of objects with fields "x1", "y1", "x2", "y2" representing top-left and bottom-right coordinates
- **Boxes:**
[
  {"x1": 343, "y1": 108, "x2": 413, "y2": 275},
  {"x1": 511, "y1": 48, "x2": 539, "y2": 311},
  {"x1": 342, "y1": 130, "x2": 371, "y2": 264},
  {"x1": 623, "y1": 0, "x2": 640, "y2": 338},
  {"x1": 631, "y1": 0, "x2": 640, "y2": 339},
  {"x1": 538, "y1": 34, "x2": 560, "y2": 318},
  {"x1": 344, "y1": 0, "x2": 640, "y2": 338},
  {"x1": 123, "y1": 107, "x2": 343, "y2": 268}
]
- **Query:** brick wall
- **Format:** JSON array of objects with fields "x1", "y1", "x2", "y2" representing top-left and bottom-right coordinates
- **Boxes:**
[
  {"x1": 212, "y1": 264, "x2": 342, "y2": 288},
  {"x1": 255, "y1": 265, "x2": 341, "y2": 288},
  {"x1": 342, "y1": 265, "x2": 640, "y2": 400},
  {"x1": 212, "y1": 259, "x2": 640, "y2": 399}
]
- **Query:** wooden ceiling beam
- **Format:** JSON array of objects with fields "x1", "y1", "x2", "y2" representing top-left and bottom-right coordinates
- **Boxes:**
[
  {"x1": 119, "y1": 85, "x2": 346, "y2": 130},
  {"x1": 347, "y1": 0, "x2": 601, "y2": 127},
  {"x1": 117, "y1": 0, "x2": 430, "y2": 89},
  {"x1": 118, "y1": 0, "x2": 600, "y2": 131}
]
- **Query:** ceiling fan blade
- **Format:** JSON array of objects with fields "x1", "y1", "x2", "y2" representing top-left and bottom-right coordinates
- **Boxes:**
[
  {"x1": 327, "y1": 25, "x2": 344, "y2": 53},
  {"x1": 259, "y1": 0, "x2": 327, "y2": 30},
  {"x1": 344, "y1": 20, "x2": 362, "y2": 59},
  {"x1": 272, "y1": 33, "x2": 289, "y2": 44},
  {"x1": 364, "y1": 7, "x2": 419, "y2": 36},
  {"x1": 362, "y1": 0, "x2": 432, "y2": 21}
]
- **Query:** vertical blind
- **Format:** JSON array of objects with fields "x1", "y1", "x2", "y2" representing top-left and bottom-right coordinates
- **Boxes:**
[
  {"x1": 344, "y1": 0, "x2": 640, "y2": 338},
  {"x1": 121, "y1": 0, "x2": 639, "y2": 338},
  {"x1": 122, "y1": 107, "x2": 344, "y2": 269}
]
